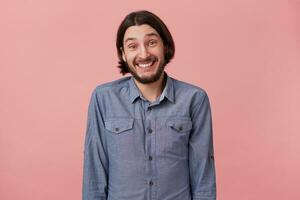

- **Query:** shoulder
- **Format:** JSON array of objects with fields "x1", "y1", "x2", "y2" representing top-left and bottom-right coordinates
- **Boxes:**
[
  {"x1": 171, "y1": 77, "x2": 208, "y2": 101},
  {"x1": 92, "y1": 76, "x2": 131, "y2": 96}
]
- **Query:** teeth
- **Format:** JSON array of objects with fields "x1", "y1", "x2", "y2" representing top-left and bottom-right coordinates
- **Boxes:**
[{"x1": 137, "y1": 61, "x2": 153, "y2": 68}]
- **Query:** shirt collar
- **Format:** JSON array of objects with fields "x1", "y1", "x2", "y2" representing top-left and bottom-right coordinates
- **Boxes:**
[{"x1": 129, "y1": 72, "x2": 175, "y2": 104}]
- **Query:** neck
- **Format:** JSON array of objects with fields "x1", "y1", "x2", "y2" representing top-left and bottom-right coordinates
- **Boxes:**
[{"x1": 134, "y1": 72, "x2": 166, "y2": 103}]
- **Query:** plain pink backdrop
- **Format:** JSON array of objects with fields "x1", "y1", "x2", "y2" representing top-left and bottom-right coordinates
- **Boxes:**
[{"x1": 1, "y1": 0, "x2": 300, "y2": 199}]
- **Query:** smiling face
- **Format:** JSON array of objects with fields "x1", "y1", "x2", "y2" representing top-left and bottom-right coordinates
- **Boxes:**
[{"x1": 121, "y1": 24, "x2": 166, "y2": 84}]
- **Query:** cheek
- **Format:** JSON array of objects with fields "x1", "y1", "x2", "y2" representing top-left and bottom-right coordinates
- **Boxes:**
[
  {"x1": 157, "y1": 50, "x2": 165, "y2": 61},
  {"x1": 154, "y1": 47, "x2": 165, "y2": 58}
]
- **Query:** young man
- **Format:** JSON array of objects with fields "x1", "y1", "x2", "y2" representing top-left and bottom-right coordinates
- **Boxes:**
[{"x1": 82, "y1": 10, "x2": 216, "y2": 200}]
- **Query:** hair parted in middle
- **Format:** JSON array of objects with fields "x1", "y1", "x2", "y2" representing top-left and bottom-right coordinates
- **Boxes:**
[{"x1": 116, "y1": 10, "x2": 175, "y2": 75}]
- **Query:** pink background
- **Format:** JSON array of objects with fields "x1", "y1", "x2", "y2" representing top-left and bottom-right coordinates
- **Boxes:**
[{"x1": 1, "y1": 0, "x2": 300, "y2": 199}]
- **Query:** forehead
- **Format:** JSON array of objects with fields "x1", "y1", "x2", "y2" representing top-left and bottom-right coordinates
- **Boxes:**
[{"x1": 123, "y1": 24, "x2": 161, "y2": 42}]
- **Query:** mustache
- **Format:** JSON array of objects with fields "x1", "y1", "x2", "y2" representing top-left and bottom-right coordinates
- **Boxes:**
[{"x1": 134, "y1": 55, "x2": 157, "y2": 64}]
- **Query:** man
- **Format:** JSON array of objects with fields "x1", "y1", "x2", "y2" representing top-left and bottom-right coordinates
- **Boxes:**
[{"x1": 82, "y1": 10, "x2": 217, "y2": 200}]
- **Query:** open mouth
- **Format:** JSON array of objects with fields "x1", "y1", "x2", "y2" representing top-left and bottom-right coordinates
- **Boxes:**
[
  {"x1": 135, "y1": 59, "x2": 157, "y2": 69},
  {"x1": 136, "y1": 61, "x2": 154, "y2": 68}
]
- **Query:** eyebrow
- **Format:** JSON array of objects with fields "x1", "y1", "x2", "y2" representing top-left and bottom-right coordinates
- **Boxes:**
[{"x1": 124, "y1": 32, "x2": 159, "y2": 43}]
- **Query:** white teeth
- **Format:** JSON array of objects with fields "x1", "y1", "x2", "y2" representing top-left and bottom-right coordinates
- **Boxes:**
[{"x1": 137, "y1": 61, "x2": 153, "y2": 68}]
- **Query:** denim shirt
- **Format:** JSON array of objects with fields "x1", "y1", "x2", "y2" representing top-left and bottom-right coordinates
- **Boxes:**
[{"x1": 82, "y1": 72, "x2": 216, "y2": 200}]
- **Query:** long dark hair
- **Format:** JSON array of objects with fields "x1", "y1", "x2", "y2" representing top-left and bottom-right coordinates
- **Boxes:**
[{"x1": 116, "y1": 10, "x2": 175, "y2": 75}]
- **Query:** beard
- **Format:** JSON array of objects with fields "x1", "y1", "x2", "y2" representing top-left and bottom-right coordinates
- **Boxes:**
[{"x1": 126, "y1": 56, "x2": 166, "y2": 84}]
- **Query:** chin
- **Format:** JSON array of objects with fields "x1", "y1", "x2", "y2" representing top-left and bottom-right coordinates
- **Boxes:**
[{"x1": 135, "y1": 70, "x2": 164, "y2": 84}]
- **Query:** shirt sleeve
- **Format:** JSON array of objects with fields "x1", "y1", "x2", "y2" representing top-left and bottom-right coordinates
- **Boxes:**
[
  {"x1": 189, "y1": 92, "x2": 217, "y2": 200},
  {"x1": 82, "y1": 89, "x2": 108, "y2": 200}
]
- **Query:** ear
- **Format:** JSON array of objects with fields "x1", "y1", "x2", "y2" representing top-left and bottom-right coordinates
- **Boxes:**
[{"x1": 121, "y1": 47, "x2": 126, "y2": 62}]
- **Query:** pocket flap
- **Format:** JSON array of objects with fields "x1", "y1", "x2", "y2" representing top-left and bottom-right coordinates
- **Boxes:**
[
  {"x1": 104, "y1": 118, "x2": 134, "y2": 134},
  {"x1": 167, "y1": 119, "x2": 192, "y2": 132}
]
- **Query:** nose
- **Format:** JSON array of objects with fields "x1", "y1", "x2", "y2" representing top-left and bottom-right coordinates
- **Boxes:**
[{"x1": 138, "y1": 44, "x2": 149, "y2": 59}]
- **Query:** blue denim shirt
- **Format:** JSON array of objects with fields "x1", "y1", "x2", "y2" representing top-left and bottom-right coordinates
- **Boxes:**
[{"x1": 82, "y1": 72, "x2": 216, "y2": 200}]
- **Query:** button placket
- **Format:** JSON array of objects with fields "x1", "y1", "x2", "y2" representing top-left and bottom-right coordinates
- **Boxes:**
[{"x1": 144, "y1": 102, "x2": 157, "y2": 197}]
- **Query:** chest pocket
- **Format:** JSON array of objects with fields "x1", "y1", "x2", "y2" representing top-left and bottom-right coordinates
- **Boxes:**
[
  {"x1": 163, "y1": 118, "x2": 193, "y2": 158},
  {"x1": 104, "y1": 118, "x2": 134, "y2": 134},
  {"x1": 104, "y1": 118, "x2": 136, "y2": 159}
]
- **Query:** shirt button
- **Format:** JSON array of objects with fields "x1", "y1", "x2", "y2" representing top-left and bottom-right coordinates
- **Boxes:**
[
  {"x1": 210, "y1": 155, "x2": 214, "y2": 160},
  {"x1": 149, "y1": 156, "x2": 153, "y2": 161},
  {"x1": 148, "y1": 128, "x2": 152, "y2": 134},
  {"x1": 115, "y1": 127, "x2": 119, "y2": 132},
  {"x1": 149, "y1": 181, "x2": 153, "y2": 186},
  {"x1": 178, "y1": 126, "x2": 183, "y2": 131}
]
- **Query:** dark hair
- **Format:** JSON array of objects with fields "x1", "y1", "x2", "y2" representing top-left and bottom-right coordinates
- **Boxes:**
[{"x1": 116, "y1": 10, "x2": 175, "y2": 75}]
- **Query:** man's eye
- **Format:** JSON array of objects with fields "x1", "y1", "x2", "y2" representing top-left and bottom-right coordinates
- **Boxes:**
[
  {"x1": 128, "y1": 44, "x2": 137, "y2": 49},
  {"x1": 148, "y1": 40, "x2": 157, "y2": 46}
]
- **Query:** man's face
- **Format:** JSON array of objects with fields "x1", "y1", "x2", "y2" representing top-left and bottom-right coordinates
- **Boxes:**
[{"x1": 122, "y1": 24, "x2": 166, "y2": 84}]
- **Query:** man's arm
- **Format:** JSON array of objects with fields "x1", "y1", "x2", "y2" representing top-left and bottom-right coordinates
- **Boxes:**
[
  {"x1": 82, "y1": 89, "x2": 108, "y2": 200},
  {"x1": 189, "y1": 92, "x2": 217, "y2": 200}
]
